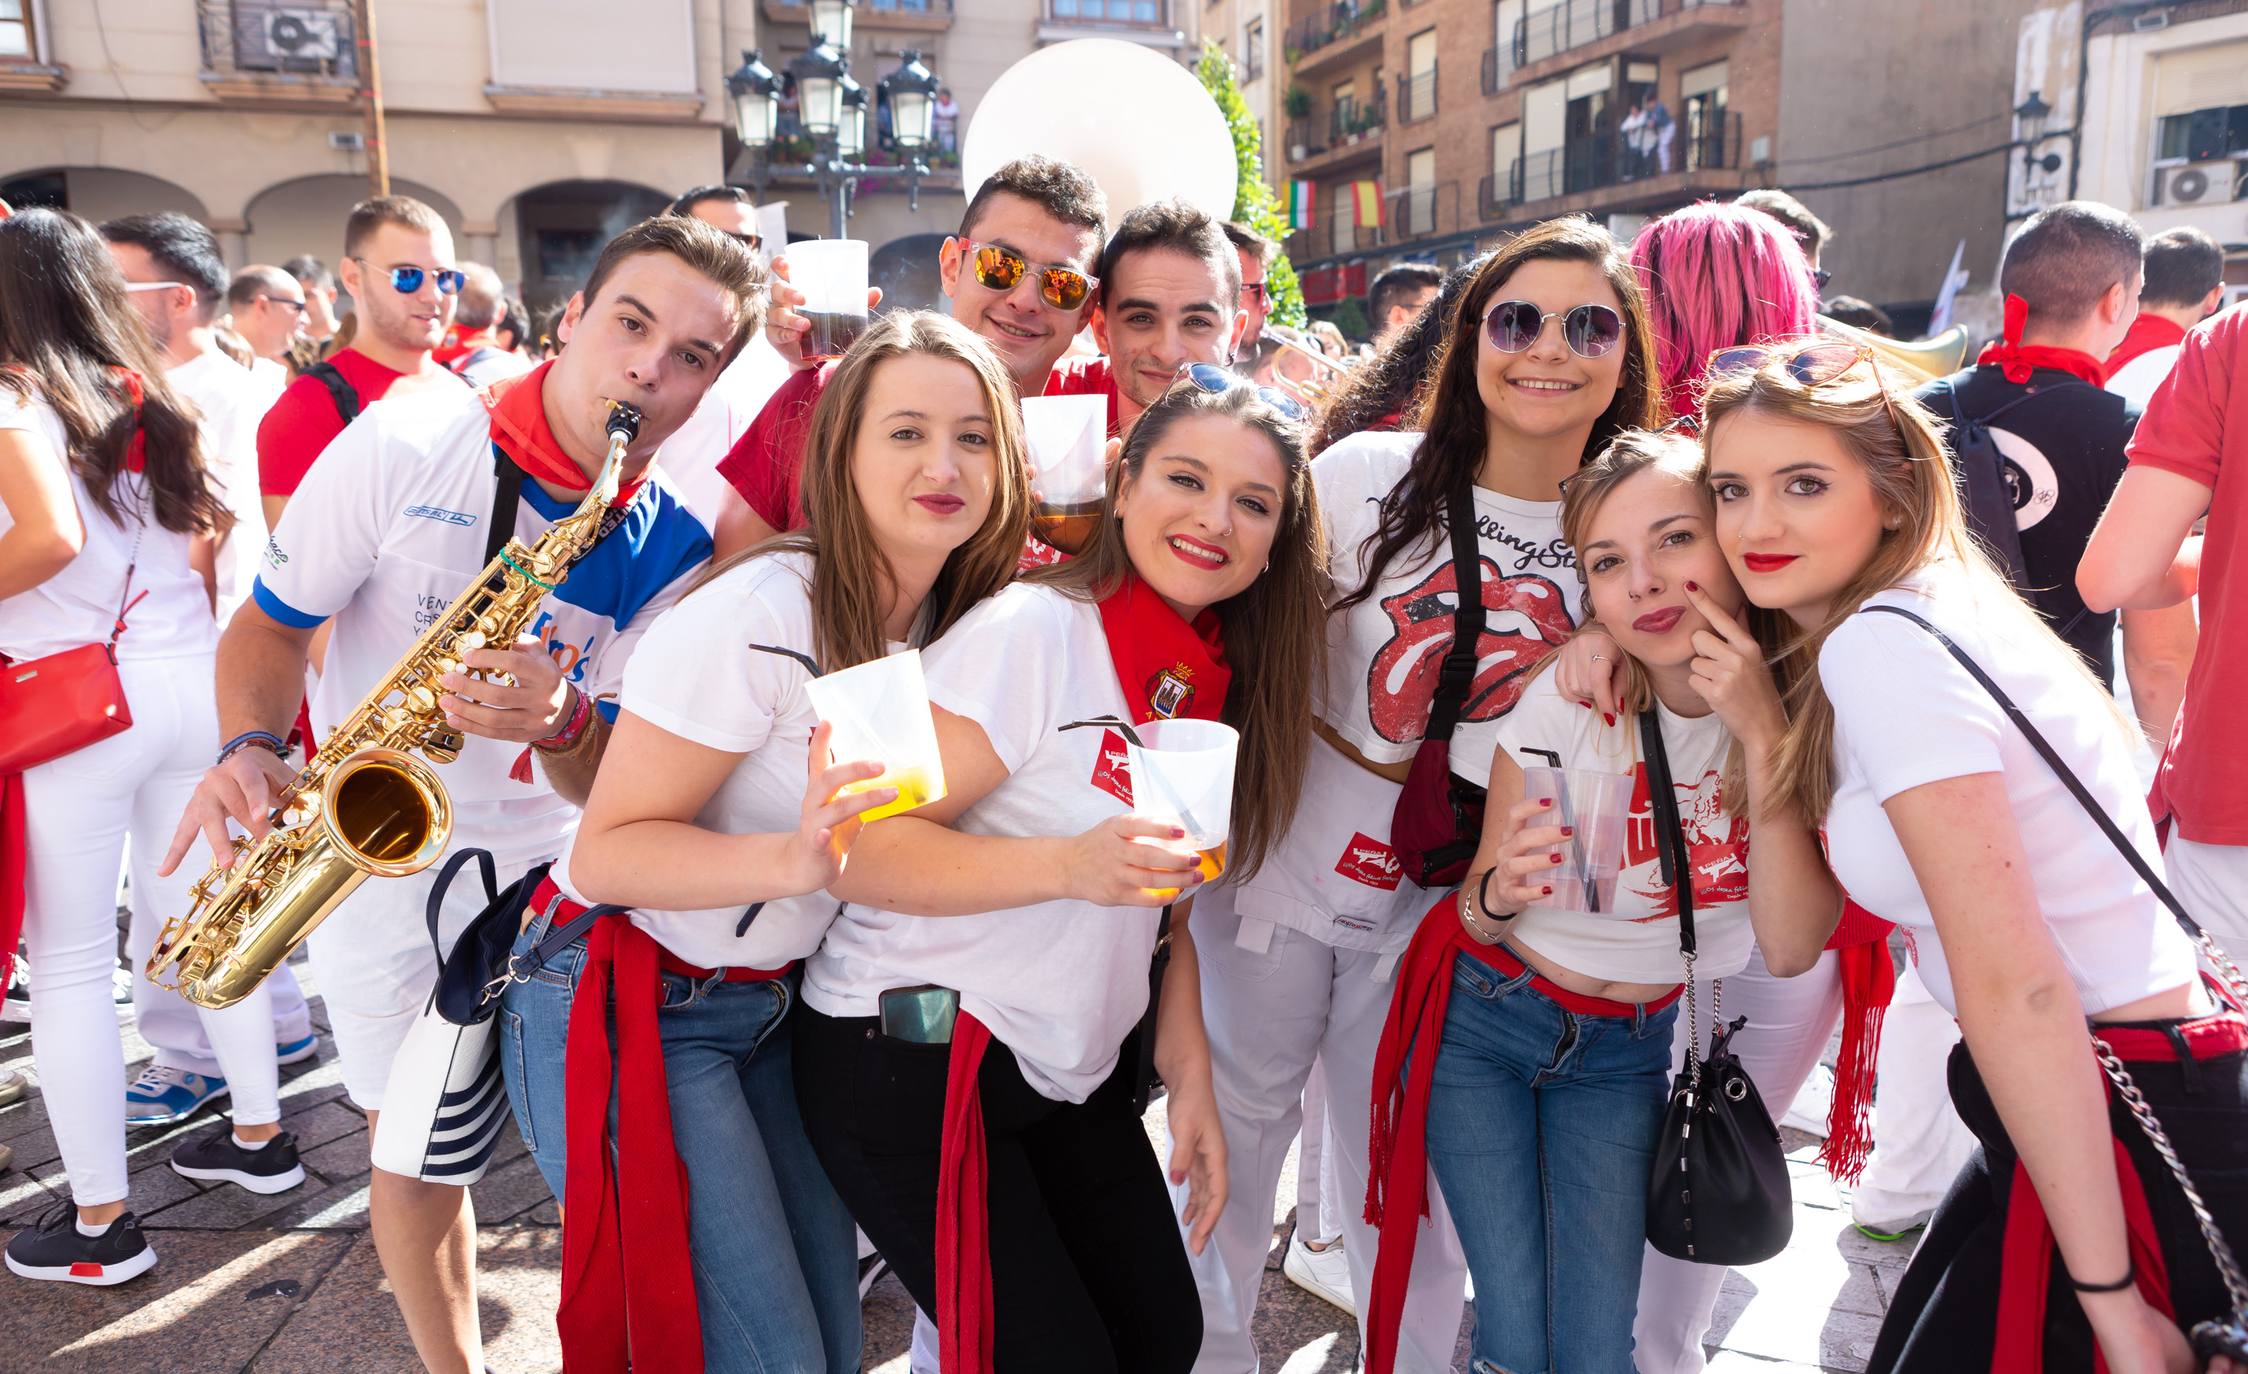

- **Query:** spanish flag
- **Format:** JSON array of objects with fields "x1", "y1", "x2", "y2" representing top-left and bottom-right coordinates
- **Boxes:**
[
  {"x1": 1351, "y1": 180, "x2": 1384, "y2": 229},
  {"x1": 1288, "y1": 180, "x2": 1316, "y2": 231}
]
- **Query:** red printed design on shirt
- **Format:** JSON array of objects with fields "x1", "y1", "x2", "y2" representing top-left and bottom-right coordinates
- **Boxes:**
[
  {"x1": 1334, "y1": 832, "x2": 1404, "y2": 890},
  {"x1": 1622, "y1": 762, "x2": 1749, "y2": 921},
  {"x1": 1089, "y1": 727, "x2": 1134, "y2": 805},
  {"x1": 1367, "y1": 555, "x2": 1575, "y2": 743}
]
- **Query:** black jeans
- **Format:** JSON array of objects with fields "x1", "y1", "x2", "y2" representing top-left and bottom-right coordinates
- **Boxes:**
[
  {"x1": 1869, "y1": 1026, "x2": 2248, "y2": 1372},
  {"x1": 792, "y1": 1005, "x2": 1201, "y2": 1373}
]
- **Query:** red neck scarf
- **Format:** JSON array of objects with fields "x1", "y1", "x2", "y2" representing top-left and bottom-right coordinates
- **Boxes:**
[
  {"x1": 1978, "y1": 294, "x2": 2109, "y2": 387},
  {"x1": 935, "y1": 571, "x2": 1232, "y2": 1374},
  {"x1": 482, "y1": 361, "x2": 645, "y2": 508},
  {"x1": 2106, "y1": 311, "x2": 2189, "y2": 376}
]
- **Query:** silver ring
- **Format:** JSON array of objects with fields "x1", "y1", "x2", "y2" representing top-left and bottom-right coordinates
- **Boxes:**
[{"x1": 1589, "y1": 654, "x2": 1608, "y2": 662}]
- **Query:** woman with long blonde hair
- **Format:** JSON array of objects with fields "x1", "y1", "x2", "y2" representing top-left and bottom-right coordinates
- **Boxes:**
[
  {"x1": 1700, "y1": 342, "x2": 2246, "y2": 1374},
  {"x1": 498, "y1": 311, "x2": 1032, "y2": 1373}
]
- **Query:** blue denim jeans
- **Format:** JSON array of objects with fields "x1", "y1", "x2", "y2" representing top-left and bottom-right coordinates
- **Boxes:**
[
  {"x1": 498, "y1": 909, "x2": 861, "y2": 1374},
  {"x1": 1423, "y1": 948, "x2": 1677, "y2": 1374}
]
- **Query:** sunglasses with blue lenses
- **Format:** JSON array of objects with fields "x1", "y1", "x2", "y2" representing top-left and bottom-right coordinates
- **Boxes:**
[
  {"x1": 356, "y1": 258, "x2": 466, "y2": 296},
  {"x1": 1178, "y1": 361, "x2": 1308, "y2": 420}
]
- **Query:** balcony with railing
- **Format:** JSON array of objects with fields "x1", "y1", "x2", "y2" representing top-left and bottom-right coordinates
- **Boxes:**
[
  {"x1": 1482, "y1": 47, "x2": 1509, "y2": 95},
  {"x1": 1510, "y1": 0, "x2": 1749, "y2": 85},
  {"x1": 1496, "y1": 109, "x2": 1745, "y2": 213},
  {"x1": 1395, "y1": 65, "x2": 1436, "y2": 124},
  {"x1": 195, "y1": 0, "x2": 361, "y2": 104},
  {"x1": 1286, "y1": 0, "x2": 1387, "y2": 74},
  {"x1": 1282, "y1": 93, "x2": 1385, "y2": 172},
  {"x1": 1299, "y1": 178, "x2": 1460, "y2": 259},
  {"x1": 764, "y1": 0, "x2": 955, "y2": 30}
]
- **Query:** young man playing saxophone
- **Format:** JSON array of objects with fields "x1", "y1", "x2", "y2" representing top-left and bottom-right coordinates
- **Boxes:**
[{"x1": 160, "y1": 215, "x2": 764, "y2": 1374}]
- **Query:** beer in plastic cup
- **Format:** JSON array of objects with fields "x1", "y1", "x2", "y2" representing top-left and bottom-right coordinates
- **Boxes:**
[
  {"x1": 803, "y1": 648, "x2": 948, "y2": 824},
  {"x1": 787, "y1": 239, "x2": 870, "y2": 362},
  {"x1": 1021, "y1": 394, "x2": 1109, "y2": 555},
  {"x1": 1126, "y1": 718, "x2": 1238, "y2": 897},
  {"x1": 1518, "y1": 766, "x2": 1632, "y2": 915}
]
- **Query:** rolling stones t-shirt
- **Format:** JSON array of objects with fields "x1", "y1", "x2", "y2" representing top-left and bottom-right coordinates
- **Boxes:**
[{"x1": 1312, "y1": 431, "x2": 1581, "y2": 766}]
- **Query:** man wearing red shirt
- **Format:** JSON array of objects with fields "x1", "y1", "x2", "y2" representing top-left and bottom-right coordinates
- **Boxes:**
[
  {"x1": 712, "y1": 156, "x2": 1114, "y2": 553},
  {"x1": 256, "y1": 196, "x2": 464, "y2": 526},
  {"x1": 2082, "y1": 302, "x2": 2248, "y2": 945}
]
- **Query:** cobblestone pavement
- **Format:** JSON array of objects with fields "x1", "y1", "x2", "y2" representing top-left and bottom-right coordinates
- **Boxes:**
[{"x1": 0, "y1": 954, "x2": 1904, "y2": 1372}]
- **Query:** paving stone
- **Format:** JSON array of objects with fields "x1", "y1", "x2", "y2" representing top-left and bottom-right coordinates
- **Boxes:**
[
  {"x1": 468, "y1": 1151, "x2": 557, "y2": 1226},
  {"x1": 274, "y1": 1098, "x2": 367, "y2": 1153},
  {"x1": 297, "y1": 1125, "x2": 370, "y2": 1182},
  {"x1": 256, "y1": 1173, "x2": 372, "y2": 1231}
]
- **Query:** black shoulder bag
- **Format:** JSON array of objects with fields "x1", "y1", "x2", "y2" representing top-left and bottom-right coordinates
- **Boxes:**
[
  {"x1": 1861, "y1": 603, "x2": 2248, "y2": 1360},
  {"x1": 1641, "y1": 708, "x2": 1793, "y2": 1265},
  {"x1": 1388, "y1": 482, "x2": 1489, "y2": 887}
]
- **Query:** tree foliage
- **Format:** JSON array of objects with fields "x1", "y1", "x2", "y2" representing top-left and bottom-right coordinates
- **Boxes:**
[{"x1": 1194, "y1": 39, "x2": 1306, "y2": 329}]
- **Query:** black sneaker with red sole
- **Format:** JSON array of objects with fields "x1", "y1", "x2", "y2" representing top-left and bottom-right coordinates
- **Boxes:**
[{"x1": 4, "y1": 1200, "x2": 156, "y2": 1285}]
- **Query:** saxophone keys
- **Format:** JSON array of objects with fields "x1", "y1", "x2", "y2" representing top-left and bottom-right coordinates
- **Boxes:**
[
  {"x1": 407, "y1": 685, "x2": 438, "y2": 713},
  {"x1": 457, "y1": 631, "x2": 488, "y2": 653}
]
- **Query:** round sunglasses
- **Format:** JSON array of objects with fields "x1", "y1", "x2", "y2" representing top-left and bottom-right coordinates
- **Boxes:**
[
  {"x1": 1669, "y1": 340, "x2": 1899, "y2": 438},
  {"x1": 957, "y1": 238, "x2": 1097, "y2": 311},
  {"x1": 1481, "y1": 300, "x2": 1625, "y2": 359},
  {"x1": 354, "y1": 258, "x2": 466, "y2": 297},
  {"x1": 1180, "y1": 361, "x2": 1308, "y2": 421}
]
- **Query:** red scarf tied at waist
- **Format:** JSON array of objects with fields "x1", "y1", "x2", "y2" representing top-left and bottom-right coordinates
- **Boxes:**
[
  {"x1": 547, "y1": 875, "x2": 788, "y2": 1374},
  {"x1": 482, "y1": 360, "x2": 648, "y2": 508},
  {"x1": 1819, "y1": 899, "x2": 1897, "y2": 1185},
  {"x1": 1979, "y1": 293, "x2": 2109, "y2": 387},
  {"x1": 936, "y1": 571, "x2": 1230, "y2": 1374},
  {"x1": 1991, "y1": 1012, "x2": 2248, "y2": 1373}
]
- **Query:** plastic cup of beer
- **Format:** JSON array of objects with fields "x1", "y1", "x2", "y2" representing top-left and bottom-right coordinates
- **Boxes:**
[
  {"x1": 1021, "y1": 394, "x2": 1109, "y2": 555},
  {"x1": 1518, "y1": 766, "x2": 1632, "y2": 915},
  {"x1": 1126, "y1": 719, "x2": 1238, "y2": 899},
  {"x1": 802, "y1": 648, "x2": 948, "y2": 825},
  {"x1": 786, "y1": 238, "x2": 870, "y2": 362}
]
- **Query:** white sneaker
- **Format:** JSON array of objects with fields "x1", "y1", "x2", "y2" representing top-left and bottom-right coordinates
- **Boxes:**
[{"x1": 1283, "y1": 1232, "x2": 1355, "y2": 1314}]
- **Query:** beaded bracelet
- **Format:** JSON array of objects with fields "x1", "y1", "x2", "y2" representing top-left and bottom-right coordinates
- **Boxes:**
[
  {"x1": 216, "y1": 730, "x2": 290, "y2": 767},
  {"x1": 531, "y1": 685, "x2": 593, "y2": 753}
]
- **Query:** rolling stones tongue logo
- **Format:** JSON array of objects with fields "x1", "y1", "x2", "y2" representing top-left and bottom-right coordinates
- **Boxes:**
[
  {"x1": 1367, "y1": 556, "x2": 1575, "y2": 743},
  {"x1": 1623, "y1": 764, "x2": 1750, "y2": 921}
]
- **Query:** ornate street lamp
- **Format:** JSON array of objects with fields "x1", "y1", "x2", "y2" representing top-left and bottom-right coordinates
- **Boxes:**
[
  {"x1": 881, "y1": 49, "x2": 940, "y2": 153},
  {"x1": 808, "y1": 0, "x2": 855, "y2": 53},
  {"x1": 791, "y1": 41, "x2": 847, "y2": 137},
  {"x1": 725, "y1": 49, "x2": 781, "y2": 149},
  {"x1": 838, "y1": 74, "x2": 869, "y2": 161}
]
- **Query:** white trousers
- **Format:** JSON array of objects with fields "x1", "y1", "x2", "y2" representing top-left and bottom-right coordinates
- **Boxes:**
[
  {"x1": 2168, "y1": 835, "x2": 2248, "y2": 949},
  {"x1": 1179, "y1": 888, "x2": 1468, "y2": 1374},
  {"x1": 128, "y1": 875, "x2": 311, "y2": 1077},
  {"x1": 1294, "y1": 1060, "x2": 1346, "y2": 1246},
  {"x1": 1633, "y1": 946, "x2": 1844, "y2": 1374},
  {"x1": 1847, "y1": 962, "x2": 1974, "y2": 1229},
  {"x1": 20, "y1": 656, "x2": 280, "y2": 1205}
]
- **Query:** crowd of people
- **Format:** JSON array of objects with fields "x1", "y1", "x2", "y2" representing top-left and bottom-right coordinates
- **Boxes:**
[{"x1": 0, "y1": 155, "x2": 2241, "y2": 1374}]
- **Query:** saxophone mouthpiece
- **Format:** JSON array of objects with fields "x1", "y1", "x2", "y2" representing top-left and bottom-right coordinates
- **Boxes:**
[{"x1": 604, "y1": 401, "x2": 644, "y2": 443}]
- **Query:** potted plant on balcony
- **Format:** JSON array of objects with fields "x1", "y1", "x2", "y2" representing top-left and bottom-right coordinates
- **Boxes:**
[{"x1": 1285, "y1": 83, "x2": 1312, "y2": 119}]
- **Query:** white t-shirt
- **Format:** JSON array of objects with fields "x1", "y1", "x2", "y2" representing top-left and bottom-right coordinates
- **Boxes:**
[
  {"x1": 1452, "y1": 668, "x2": 1753, "y2": 983},
  {"x1": 0, "y1": 388, "x2": 215, "y2": 664},
  {"x1": 1312, "y1": 431, "x2": 1581, "y2": 766},
  {"x1": 2106, "y1": 345, "x2": 2182, "y2": 412},
  {"x1": 550, "y1": 549, "x2": 847, "y2": 970},
  {"x1": 170, "y1": 347, "x2": 276, "y2": 622},
  {"x1": 254, "y1": 386, "x2": 714, "y2": 858},
  {"x1": 663, "y1": 338, "x2": 793, "y2": 528},
  {"x1": 1820, "y1": 564, "x2": 2199, "y2": 1016},
  {"x1": 805, "y1": 583, "x2": 1167, "y2": 1104}
]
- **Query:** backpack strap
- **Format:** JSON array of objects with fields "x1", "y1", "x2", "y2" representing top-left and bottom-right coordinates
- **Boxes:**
[
  {"x1": 1424, "y1": 481, "x2": 1488, "y2": 743},
  {"x1": 304, "y1": 360, "x2": 360, "y2": 427}
]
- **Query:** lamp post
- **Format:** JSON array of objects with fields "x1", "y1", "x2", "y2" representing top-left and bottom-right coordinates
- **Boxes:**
[
  {"x1": 725, "y1": 1, "x2": 944, "y2": 241},
  {"x1": 2007, "y1": 88, "x2": 2068, "y2": 221}
]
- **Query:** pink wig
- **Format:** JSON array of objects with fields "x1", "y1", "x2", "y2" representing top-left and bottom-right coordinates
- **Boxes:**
[{"x1": 1629, "y1": 201, "x2": 1820, "y2": 420}]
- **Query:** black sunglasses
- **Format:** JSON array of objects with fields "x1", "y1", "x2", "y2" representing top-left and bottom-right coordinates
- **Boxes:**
[
  {"x1": 1481, "y1": 300, "x2": 1625, "y2": 359},
  {"x1": 1812, "y1": 267, "x2": 1833, "y2": 292},
  {"x1": 356, "y1": 258, "x2": 465, "y2": 296},
  {"x1": 957, "y1": 238, "x2": 1097, "y2": 311},
  {"x1": 1180, "y1": 361, "x2": 1307, "y2": 420},
  {"x1": 258, "y1": 297, "x2": 307, "y2": 315}
]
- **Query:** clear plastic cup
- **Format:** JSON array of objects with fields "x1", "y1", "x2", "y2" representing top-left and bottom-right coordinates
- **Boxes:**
[
  {"x1": 785, "y1": 238, "x2": 870, "y2": 362},
  {"x1": 1021, "y1": 394, "x2": 1109, "y2": 555},
  {"x1": 802, "y1": 648, "x2": 948, "y2": 825},
  {"x1": 1518, "y1": 766, "x2": 1633, "y2": 915},
  {"x1": 1126, "y1": 718, "x2": 1238, "y2": 895}
]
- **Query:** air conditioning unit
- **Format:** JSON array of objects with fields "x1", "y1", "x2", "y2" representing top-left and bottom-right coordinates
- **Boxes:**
[
  {"x1": 2134, "y1": 9, "x2": 2171, "y2": 31},
  {"x1": 2154, "y1": 160, "x2": 2245, "y2": 207},
  {"x1": 237, "y1": 8, "x2": 348, "y2": 74},
  {"x1": 328, "y1": 130, "x2": 364, "y2": 153}
]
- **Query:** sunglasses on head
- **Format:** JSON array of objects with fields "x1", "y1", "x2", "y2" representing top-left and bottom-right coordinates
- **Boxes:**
[
  {"x1": 722, "y1": 229, "x2": 763, "y2": 252},
  {"x1": 1179, "y1": 360, "x2": 1308, "y2": 421},
  {"x1": 957, "y1": 239, "x2": 1097, "y2": 311},
  {"x1": 1671, "y1": 340, "x2": 1900, "y2": 439},
  {"x1": 356, "y1": 259, "x2": 465, "y2": 296},
  {"x1": 1481, "y1": 300, "x2": 1625, "y2": 359}
]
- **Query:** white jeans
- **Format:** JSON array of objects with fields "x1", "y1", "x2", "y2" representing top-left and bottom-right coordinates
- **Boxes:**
[
  {"x1": 20, "y1": 655, "x2": 280, "y2": 1206},
  {"x1": 1846, "y1": 962, "x2": 1974, "y2": 1229},
  {"x1": 1633, "y1": 946, "x2": 1844, "y2": 1374},
  {"x1": 129, "y1": 878, "x2": 311, "y2": 1077},
  {"x1": 1180, "y1": 888, "x2": 1468, "y2": 1374},
  {"x1": 1295, "y1": 1060, "x2": 1346, "y2": 1246}
]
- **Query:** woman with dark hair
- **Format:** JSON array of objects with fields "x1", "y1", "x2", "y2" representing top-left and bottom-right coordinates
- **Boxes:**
[
  {"x1": 796, "y1": 372, "x2": 1327, "y2": 1371},
  {"x1": 1309, "y1": 252, "x2": 1491, "y2": 453},
  {"x1": 1183, "y1": 217, "x2": 1663, "y2": 1374},
  {"x1": 0, "y1": 209, "x2": 294, "y2": 1289}
]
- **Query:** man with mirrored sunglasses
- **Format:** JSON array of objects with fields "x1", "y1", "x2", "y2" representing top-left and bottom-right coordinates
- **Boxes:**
[
  {"x1": 713, "y1": 155, "x2": 1114, "y2": 554},
  {"x1": 257, "y1": 195, "x2": 466, "y2": 527}
]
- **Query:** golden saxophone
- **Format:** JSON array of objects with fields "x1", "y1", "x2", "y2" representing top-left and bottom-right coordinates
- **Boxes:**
[{"x1": 147, "y1": 402, "x2": 644, "y2": 1009}]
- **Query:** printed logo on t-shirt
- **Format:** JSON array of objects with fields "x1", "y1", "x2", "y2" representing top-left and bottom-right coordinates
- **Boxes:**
[
  {"x1": 403, "y1": 504, "x2": 477, "y2": 528},
  {"x1": 1090, "y1": 727, "x2": 1134, "y2": 805},
  {"x1": 1334, "y1": 831, "x2": 1404, "y2": 890},
  {"x1": 528, "y1": 609, "x2": 597, "y2": 686},
  {"x1": 263, "y1": 536, "x2": 289, "y2": 570},
  {"x1": 1622, "y1": 764, "x2": 1750, "y2": 920},
  {"x1": 1368, "y1": 554, "x2": 1575, "y2": 743},
  {"x1": 1987, "y1": 427, "x2": 2060, "y2": 532}
]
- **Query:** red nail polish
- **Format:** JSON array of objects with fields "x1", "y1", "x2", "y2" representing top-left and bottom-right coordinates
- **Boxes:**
[
  {"x1": 1561, "y1": 826, "x2": 1575, "y2": 837},
  {"x1": 1686, "y1": 580, "x2": 1699, "y2": 592},
  {"x1": 1604, "y1": 712, "x2": 1617, "y2": 727},
  {"x1": 1542, "y1": 886, "x2": 1554, "y2": 896},
  {"x1": 1550, "y1": 853, "x2": 1564, "y2": 864},
  {"x1": 1540, "y1": 798, "x2": 1554, "y2": 807}
]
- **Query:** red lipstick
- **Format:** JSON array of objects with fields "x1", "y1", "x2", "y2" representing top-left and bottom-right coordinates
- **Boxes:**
[
  {"x1": 1631, "y1": 606, "x2": 1686, "y2": 635},
  {"x1": 1742, "y1": 553, "x2": 1799, "y2": 573},
  {"x1": 913, "y1": 494, "x2": 966, "y2": 515}
]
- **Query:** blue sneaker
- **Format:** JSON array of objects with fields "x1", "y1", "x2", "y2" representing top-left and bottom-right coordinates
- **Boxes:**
[
  {"x1": 275, "y1": 1034, "x2": 318, "y2": 1066},
  {"x1": 123, "y1": 1066, "x2": 229, "y2": 1126}
]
